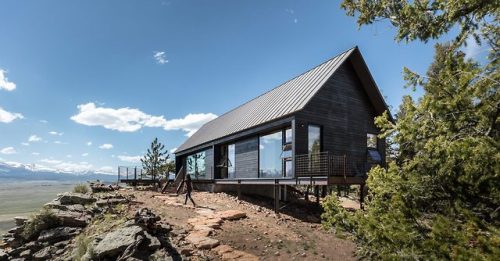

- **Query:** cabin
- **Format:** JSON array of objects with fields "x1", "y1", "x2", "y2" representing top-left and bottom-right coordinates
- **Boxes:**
[{"x1": 174, "y1": 47, "x2": 391, "y2": 209}]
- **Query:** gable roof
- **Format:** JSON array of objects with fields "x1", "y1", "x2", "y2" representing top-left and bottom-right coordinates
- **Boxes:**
[{"x1": 176, "y1": 46, "x2": 389, "y2": 154}]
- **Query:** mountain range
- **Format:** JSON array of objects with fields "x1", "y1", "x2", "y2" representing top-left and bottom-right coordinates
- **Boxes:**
[{"x1": 0, "y1": 162, "x2": 117, "y2": 182}]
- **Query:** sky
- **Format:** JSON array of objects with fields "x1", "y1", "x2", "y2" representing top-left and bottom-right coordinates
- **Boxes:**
[{"x1": 0, "y1": 0, "x2": 484, "y2": 174}]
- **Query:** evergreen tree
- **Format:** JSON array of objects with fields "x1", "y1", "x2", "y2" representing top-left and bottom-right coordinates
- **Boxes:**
[
  {"x1": 141, "y1": 138, "x2": 170, "y2": 180},
  {"x1": 322, "y1": 1, "x2": 499, "y2": 259}
]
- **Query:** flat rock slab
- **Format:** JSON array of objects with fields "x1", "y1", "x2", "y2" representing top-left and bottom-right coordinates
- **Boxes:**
[
  {"x1": 95, "y1": 198, "x2": 128, "y2": 207},
  {"x1": 57, "y1": 192, "x2": 95, "y2": 205},
  {"x1": 38, "y1": 227, "x2": 80, "y2": 243},
  {"x1": 14, "y1": 217, "x2": 28, "y2": 226},
  {"x1": 0, "y1": 249, "x2": 8, "y2": 261},
  {"x1": 93, "y1": 225, "x2": 144, "y2": 258},
  {"x1": 185, "y1": 234, "x2": 219, "y2": 249},
  {"x1": 51, "y1": 209, "x2": 90, "y2": 227},
  {"x1": 216, "y1": 210, "x2": 247, "y2": 220},
  {"x1": 214, "y1": 245, "x2": 259, "y2": 261}
]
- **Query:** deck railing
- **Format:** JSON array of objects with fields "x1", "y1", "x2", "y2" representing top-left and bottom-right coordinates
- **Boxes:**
[{"x1": 294, "y1": 152, "x2": 368, "y2": 177}]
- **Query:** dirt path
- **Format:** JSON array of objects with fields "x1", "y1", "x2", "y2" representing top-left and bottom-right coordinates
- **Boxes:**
[{"x1": 124, "y1": 190, "x2": 356, "y2": 260}]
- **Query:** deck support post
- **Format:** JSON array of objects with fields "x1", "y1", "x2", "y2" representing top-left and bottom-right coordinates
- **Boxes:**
[
  {"x1": 274, "y1": 180, "x2": 279, "y2": 213},
  {"x1": 360, "y1": 183, "x2": 365, "y2": 210},
  {"x1": 237, "y1": 180, "x2": 242, "y2": 200},
  {"x1": 134, "y1": 167, "x2": 137, "y2": 188},
  {"x1": 314, "y1": 186, "x2": 320, "y2": 204}
]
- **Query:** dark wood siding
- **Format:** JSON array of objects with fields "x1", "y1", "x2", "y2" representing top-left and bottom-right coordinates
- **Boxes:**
[
  {"x1": 295, "y1": 61, "x2": 385, "y2": 162},
  {"x1": 234, "y1": 137, "x2": 259, "y2": 179}
]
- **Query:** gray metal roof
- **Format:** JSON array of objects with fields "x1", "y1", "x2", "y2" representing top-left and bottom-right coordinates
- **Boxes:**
[{"x1": 176, "y1": 47, "x2": 356, "y2": 154}]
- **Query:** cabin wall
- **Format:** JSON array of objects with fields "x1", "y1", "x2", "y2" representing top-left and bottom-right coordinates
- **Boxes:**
[
  {"x1": 234, "y1": 137, "x2": 259, "y2": 179},
  {"x1": 295, "y1": 61, "x2": 385, "y2": 162}
]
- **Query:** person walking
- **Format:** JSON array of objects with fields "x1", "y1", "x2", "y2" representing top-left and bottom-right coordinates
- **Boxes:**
[{"x1": 184, "y1": 175, "x2": 196, "y2": 207}]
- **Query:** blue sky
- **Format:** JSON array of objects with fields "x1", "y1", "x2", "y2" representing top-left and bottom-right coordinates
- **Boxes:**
[{"x1": 0, "y1": 0, "x2": 481, "y2": 174}]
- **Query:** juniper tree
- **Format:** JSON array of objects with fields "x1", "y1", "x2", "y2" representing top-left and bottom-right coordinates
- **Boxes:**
[
  {"x1": 141, "y1": 138, "x2": 170, "y2": 180},
  {"x1": 322, "y1": 1, "x2": 499, "y2": 259}
]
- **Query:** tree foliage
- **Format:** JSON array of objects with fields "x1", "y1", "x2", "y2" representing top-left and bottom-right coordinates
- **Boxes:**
[
  {"x1": 322, "y1": 1, "x2": 500, "y2": 259},
  {"x1": 141, "y1": 138, "x2": 170, "y2": 180}
]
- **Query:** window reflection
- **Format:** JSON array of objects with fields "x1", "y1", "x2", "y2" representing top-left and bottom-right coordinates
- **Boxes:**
[
  {"x1": 187, "y1": 151, "x2": 206, "y2": 179},
  {"x1": 259, "y1": 131, "x2": 283, "y2": 178},
  {"x1": 367, "y1": 133, "x2": 377, "y2": 149},
  {"x1": 228, "y1": 144, "x2": 235, "y2": 178},
  {"x1": 308, "y1": 125, "x2": 321, "y2": 154}
]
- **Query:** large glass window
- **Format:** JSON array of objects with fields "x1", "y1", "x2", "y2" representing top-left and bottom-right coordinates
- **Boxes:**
[
  {"x1": 187, "y1": 151, "x2": 206, "y2": 179},
  {"x1": 228, "y1": 144, "x2": 235, "y2": 179},
  {"x1": 284, "y1": 160, "x2": 293, "y2": 177},
  {"x1": 308, "y1": 125, "x2": 321, "y2": 154},
  {"x1": 285, "y1": 128, "x2": 292, "y2": 144},
  {"x1": 259, "y1": 131, "x2": 283, "y2": 178}
]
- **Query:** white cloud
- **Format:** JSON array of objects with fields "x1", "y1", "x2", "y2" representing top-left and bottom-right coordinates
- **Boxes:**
[
  {"x1": 87, "y1": 141, "x2": 92, "y2": 146},
  {"x1": 54, "y1": 141, "x2": 68, "y2": 145},
  {"x1": 21, "y1": 142, "x2": 29, "y2": 146},
  {"x1": 170, "y1": 147, "x2": 177, "y2": 153},
  {"x1": 97, "y1": 166, "x2": 114, "y2": 174},
  {"x1": 0, "y1": 69, "x2": 16, "y2": 91},
  {"x1": 162, "y1": 113, "x2": 218, "y2": 136},
  {"x1": 28, "y1": 135, "x2": 42, "y2": 142},
  {"x1": 82, "y1": 153, "x2": 89, "y2": 157},
  {"x1": 39, "y1": 158, "x2": 93, "y2": 173},
  {"x1": 66, "y1": 154, "x2": 72, "y2": 158},
  {"x1": 118, "y1": 155, "x2": 142, "y2": 163},
  {"x1": 49, "y1": 131, "x2": 63, "y2": 136},
  {"x1": 0, "y1": 107, "x2": 24, "y2": 123},
  {"x1": 40, "y1": 159, "x2": 62, "y2": 164},
  {"x1": 153, "y1": 51, "x2": 168, "y2": 64},
  {"x1": 53, "y1": 162, "x2": 93, "y2": 173},
  {"x1": 32, "y1": 152, "x2": 40, "y2": 156},
  {"x1": 70, "y1": 102, "x2": 216, "y2": 135},
  {"x1": 1, "y1": 147, "x2": 16, "y2": 154},
  {"x1": 39, "y1": 120, "x2": 48, "y2": 124},
  {"x1": 99, "y1": 143, "x2": 113, "y2": 150}
]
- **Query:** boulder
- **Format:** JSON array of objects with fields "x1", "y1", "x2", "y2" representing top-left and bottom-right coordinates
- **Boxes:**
[
  {"x1": 7, "y1": 226, "x2": 22, "y2": 234},
  {"x1": 95, "y1": 198, "x2": 128, "y2": 207},
  {"x1": 185, "y1": 234, "x2": 219, "y2": 249},
  {"x1": 45, "y1": 202, "x2": 88, "y2": 213},
  {"x1": 33, "y1": 246, "x2": 53, "y2": 260},
  {"x1": 19, "y1": 249, "x2": 31, "y2": 258},
  {"x1": 144, "y1": 231, "x2": 161, "y2": 250},
  {"x1": 57, "y1": 193, "x2": 95, "y2": 205},
  {"x1": 217, "y1": 210, "x2": 246, "y2": 220},
  {"x1": 92, "y1": 225, "x2": 143, "y2": 258},
  {"x1": 51, "y1": 209, "x2": 90, "y2": 227},
  {"x1": 14, "y1": 217, "x2": 28, "y2": 226},
  {"x1": 38, "y1": 227, "x2": 80, "y2": 243},
  {"x1": 0, "y1": 249, "x2": 8, "y2": 261}
]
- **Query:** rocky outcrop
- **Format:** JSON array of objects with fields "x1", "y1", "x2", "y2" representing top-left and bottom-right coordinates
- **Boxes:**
[
  {"x1": 1, "y1": 192, "x2": 97, "y2": 260},
  {"x1": 37, "y1": 227, "x2": 81, "y2": 243},
  {"x1": 57, "y1": 192, "x2": 96, "y2": 205},
  {"x1": 81, "y1": 207, "x2": 172, "y2": 260},
  {"x1": 89, "y1": 182, "x2": 119, "y2": 193},
  {"x1": 93, "y1": 225, "x2": 144, "y2": 258}
]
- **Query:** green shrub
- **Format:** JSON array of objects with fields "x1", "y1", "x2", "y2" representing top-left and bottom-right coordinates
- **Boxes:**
[
  {"x1": 73, "y1": 184, "x2": 89, "y2": 194},
  {"x1": 21, "y1": 207, "x2": 61, "y2": 240}
]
